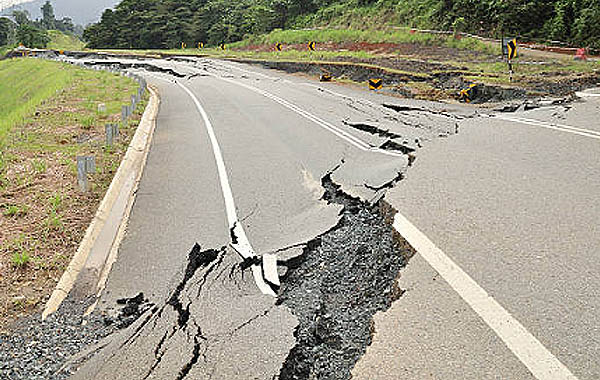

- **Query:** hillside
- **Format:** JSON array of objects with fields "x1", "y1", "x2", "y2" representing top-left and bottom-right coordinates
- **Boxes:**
[
  {"x1": 1, "y1": 0, "x2": 119, "y2": 25},
  {"x1": 82, "y1": 0, "x2": 600, "y2": 50}
]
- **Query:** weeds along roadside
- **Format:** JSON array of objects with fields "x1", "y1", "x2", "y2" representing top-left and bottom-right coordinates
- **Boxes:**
[{"x1": 0, "y1": 57, "x2": 147, "y2": 331}]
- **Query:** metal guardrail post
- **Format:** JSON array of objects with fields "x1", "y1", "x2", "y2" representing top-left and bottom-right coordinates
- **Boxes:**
[{"x1": 77, "y1": 156, "x2": 96, "y2": 192}]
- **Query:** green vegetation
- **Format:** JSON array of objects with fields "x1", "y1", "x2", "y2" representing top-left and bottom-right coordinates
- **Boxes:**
[
  {"x1": 83, "y1": 0, "x2": 600, "y2": 50},
  {"x1": 0, "y1": 58, "x2": 146, "y2": 326},
  {"x1": 0, "y1": 59, "x2": 75, "y2": 144},
  {"x1": 230, "y1": 28, "x2": 495, "y2": 54},
  {"x1": 0, "y1": 1, "x2": 80, "y2": 50},
  {"x1": 46, "y1": 30, "x2": 85, "y2": 51}
]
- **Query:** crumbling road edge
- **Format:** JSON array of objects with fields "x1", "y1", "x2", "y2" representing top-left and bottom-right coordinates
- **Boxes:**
[{"x1": 42, "y1": 85, "x2": 161, "y2": 320}]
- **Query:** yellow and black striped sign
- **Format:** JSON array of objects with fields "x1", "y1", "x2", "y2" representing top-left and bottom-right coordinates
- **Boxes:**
[
  {"x1": 307, "y1": 41, "x2": 316, "y2": 51},
  {"x1": 507, "y1": 38, "x2": 517, "y2": 60},
  {"x1": 459, "y1": 83, "x2": 477, "y2": 103},
  {"x1": 181, "y1": 42, "x2": 187, "y2": 49},
  {"x1": 198, "y1": 42, "x2": 204, "y2": 49},
  {"x1": 320, "y1": 73, "x2": 333, "y2": 82},
  {"x1": 368, "y1": 78, "x2": 383, "y2": 90},
  {"x1": 220, "y1": 43, "x2": 226, "y2": 50},
  {"x1": 275, "y1": 43, "x2": 283, "y2": 51}
]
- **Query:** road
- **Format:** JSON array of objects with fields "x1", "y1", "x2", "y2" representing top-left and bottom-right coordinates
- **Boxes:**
[{"x1": 37, "y1": 55, "x2": 600, "y2": 378}]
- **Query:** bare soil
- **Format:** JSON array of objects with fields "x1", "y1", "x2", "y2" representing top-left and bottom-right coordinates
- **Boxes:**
[{"x1": 0, "y1": 73, "x2": 145, "y2": 332}]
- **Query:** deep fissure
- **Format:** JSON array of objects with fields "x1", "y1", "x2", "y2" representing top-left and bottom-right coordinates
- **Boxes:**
[{"x1": 276, "y1": 171, "x2": 413, "y2": 380}]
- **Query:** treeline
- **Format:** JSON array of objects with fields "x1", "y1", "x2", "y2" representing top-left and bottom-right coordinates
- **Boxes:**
[
  {"x1": 83, "y1": 0, "x2": 600, "y2": 49},
  {"x1": 83, "y1": 0, "x2": 339, "y2": 49},
  {"x1": 0, "y1": 1, "x2": 78, "y2": 48},
  {"x1": 392, "y1": 0, "x2": 600, "y2": 48}
]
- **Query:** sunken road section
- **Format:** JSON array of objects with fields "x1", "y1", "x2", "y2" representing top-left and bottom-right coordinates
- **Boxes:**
[{"x1": 277, "y1": 171, "x2": 413, "y2": 380}]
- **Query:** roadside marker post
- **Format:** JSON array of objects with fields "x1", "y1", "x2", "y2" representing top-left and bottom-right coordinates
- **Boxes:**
[
  {"x1": 275, "y1": 42, "x2": 283, "y2": 52},
  {"x1": 198, "y1": 42, "x2": 204, "y2": 49},
  {"x1": 105, "y1": 124, "x2": 114, "y2": 146},
  {"x1": 121, "y1": 105, "x2": 128, "y2": 123},
  {"x1": 308, "y1": 41, "x2": 316, "y2": 51},
  {"x1": 220, "y1": 43, "x2": 226, "y2": 50},
  {"x1": 320, "y1": 73, "x2": 333, "y2": 82},
  {"x1": 181, "y1": 42, "x2": 187, "y2": 50},
  {"x1": 503, "y1": 37, "x2": 518, "y2": 82},
  {"x1": 76, "y1": 156, "x2": 96, "y2": 192},
  {"x1": 459, "y1": 83, "x2": 478, "y2": 103},
  {"x1": 369, "y1": 78, "x2": 383, "y2": 90}
]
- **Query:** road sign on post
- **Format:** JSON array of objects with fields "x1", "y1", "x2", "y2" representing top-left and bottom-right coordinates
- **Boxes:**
[
  {"x1": 502, "y1": 37, "x2": 518, "y2": 82},
  {"x1": 308, "y1": 41, "x2": 316, "y2": 51},
  {"x1": 507, "y1": 39, "x2": 518, "y2": 60},
  {"x1": 220, "y1": 43, "x2": 226, "y2": 50},
  {"x1": 275, "y1": 43, "x2": 282, "y2": 52},
  {"x1": 181, "y1": 42, "x2": 187, "y2": 49},
  {"x1": 198, "y1": 42, "x2": 204, "y2": 49},
  {"x1": 369, "y1": 78, "x2": 383, "y2": 90},
  {"x1": 459, "y1": 83, "x2": 478, "y2": 103},
  {"x1": 320, "y1": 73, "x2": 333, "y2": 82}
]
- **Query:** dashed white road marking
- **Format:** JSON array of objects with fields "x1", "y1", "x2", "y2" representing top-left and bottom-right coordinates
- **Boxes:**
[
  {"x1": 495, "y1": 115, "x2": 600, "y2": 140},
  {"x1": 393, "y1": 213, "x2": 579, "y2": 380}
]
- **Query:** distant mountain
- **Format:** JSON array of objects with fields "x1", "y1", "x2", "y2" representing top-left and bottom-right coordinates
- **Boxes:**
[{"x1": 0, "y1": 0, "x2": 120, "y2": 25}]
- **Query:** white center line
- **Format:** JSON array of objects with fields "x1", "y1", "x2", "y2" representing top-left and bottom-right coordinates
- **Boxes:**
[
  {"x1": 393, "y1": 213, "x2": 578, "y2": 380},
  {"x1": 210, "y1": 74, "x2": 405, "y2": 158}
]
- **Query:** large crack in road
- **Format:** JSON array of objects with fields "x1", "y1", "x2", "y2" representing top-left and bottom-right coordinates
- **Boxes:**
[
  {"x1": 277, "y1": 171, "x2": 412, "y2": 380},
  {"x1": 1, "y1": 53, "x2": 470, "y2": 379}
]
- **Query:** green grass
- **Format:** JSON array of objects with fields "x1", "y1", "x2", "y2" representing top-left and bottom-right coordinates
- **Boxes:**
[
  {"x1": 46, "y1": 30, "x2": 86, "y2": 51},
  {"x1": 12, "y1": 251, "x2": 30, "y2": 268},
  {"x1": 229, "y1": 28, "x2": 497, "y2": 55},
  {"x1": 0, "y1": 59, "x2": 76, "y2": 144}
]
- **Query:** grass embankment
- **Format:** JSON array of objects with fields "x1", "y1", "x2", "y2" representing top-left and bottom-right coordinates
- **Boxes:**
[
  {"x1": 0, "y1": 58, "x2": 146, "y2": 330},
  {"x1": 229, "y1": 28, "x2": 496, "y2": 54},
  {"x1": 46, "y1": 30, "x2": 86, "y2": 51}
]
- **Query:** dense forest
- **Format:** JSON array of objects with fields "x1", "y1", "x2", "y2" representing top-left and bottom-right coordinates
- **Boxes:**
[
  {"x1": 80, "y1": 0, "x2": 600, "y2": 50},
  {"x1": 0, "y1": 1, "x2": 77, "y2": 48}
]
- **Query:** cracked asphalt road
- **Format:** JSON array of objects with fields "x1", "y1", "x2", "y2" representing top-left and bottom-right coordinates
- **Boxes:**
[
  {"x1": 48, "y1": 55, "x2": 461, "y2": 379},
  {"x1": 4, "y1": 54, "x2": 598, "y2": 379}
]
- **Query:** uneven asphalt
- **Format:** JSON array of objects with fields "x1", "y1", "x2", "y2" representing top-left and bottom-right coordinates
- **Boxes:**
[{"x1": 1, "y1": 54, "x2": 598, "y2": 379}]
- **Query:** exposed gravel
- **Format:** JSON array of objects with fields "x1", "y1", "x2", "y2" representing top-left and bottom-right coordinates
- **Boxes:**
[
  {"x1": 277, "y1": 172, "x2": 413, "y2": 380},
  {"x1": 0, "y1": 294, "x2": 152, "y2": 380}
]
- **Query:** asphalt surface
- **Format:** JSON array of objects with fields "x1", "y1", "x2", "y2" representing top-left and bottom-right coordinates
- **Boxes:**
[
  {"x1": 57, "y1": 56, "x2": 460, "y2": 379},
  {"x1": 3, "y1": 54, "x2": 598, "y2": 379},
  {"x1": 356, "y1": 93, "x2": 600, "y2": 379}
]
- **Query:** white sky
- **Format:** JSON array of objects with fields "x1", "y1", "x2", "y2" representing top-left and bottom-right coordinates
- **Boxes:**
[{"x1": 0, "y1": 0, "x2": 32, "y2": 11}]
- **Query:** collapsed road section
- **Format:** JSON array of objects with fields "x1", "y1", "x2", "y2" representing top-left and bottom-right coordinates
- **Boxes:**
[{"x1": 0, "y1": 53, "x2": 474, "y2": 379}]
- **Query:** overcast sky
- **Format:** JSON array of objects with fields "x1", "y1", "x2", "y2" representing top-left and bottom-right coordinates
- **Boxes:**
[{"x1": 0, "y1": 0, "x2": 29, "y2": 11}]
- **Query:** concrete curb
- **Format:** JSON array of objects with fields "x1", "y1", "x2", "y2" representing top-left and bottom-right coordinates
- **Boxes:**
[{"x1": 42, "y1": 85, "x2": 160, "y2": 320}]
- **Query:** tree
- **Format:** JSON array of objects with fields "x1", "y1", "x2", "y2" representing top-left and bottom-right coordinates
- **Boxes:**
[
  {"x1": 12, "y1": 10, "x2": 31, "y2": 26},
  {"x1": 41, "y1": 1, "x2": 56, "y2": 30},
  {"x1": 0, "y1": 17, "x2": 16, "y2": 46},
  {"x1": 16, "y1": 24, "x2": 50, "y2": 48}
]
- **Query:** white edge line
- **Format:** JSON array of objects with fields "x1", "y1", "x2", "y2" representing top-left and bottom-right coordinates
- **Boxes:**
[
  {"x1": 575, "y1": 92, "x2": 600, "y2": 98},
  {"x1": 495, "y1": 115, "x2": 600, "y2": 140},
  {"x1": 392, "y1": 213, "x2": 578, "y2": 380},
  {"x1": 176, "y1": 80, "x2": 276, "y2": 296},
  {"x1": 503, "y1": 115, "x2": 600, "y2": 137}
]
